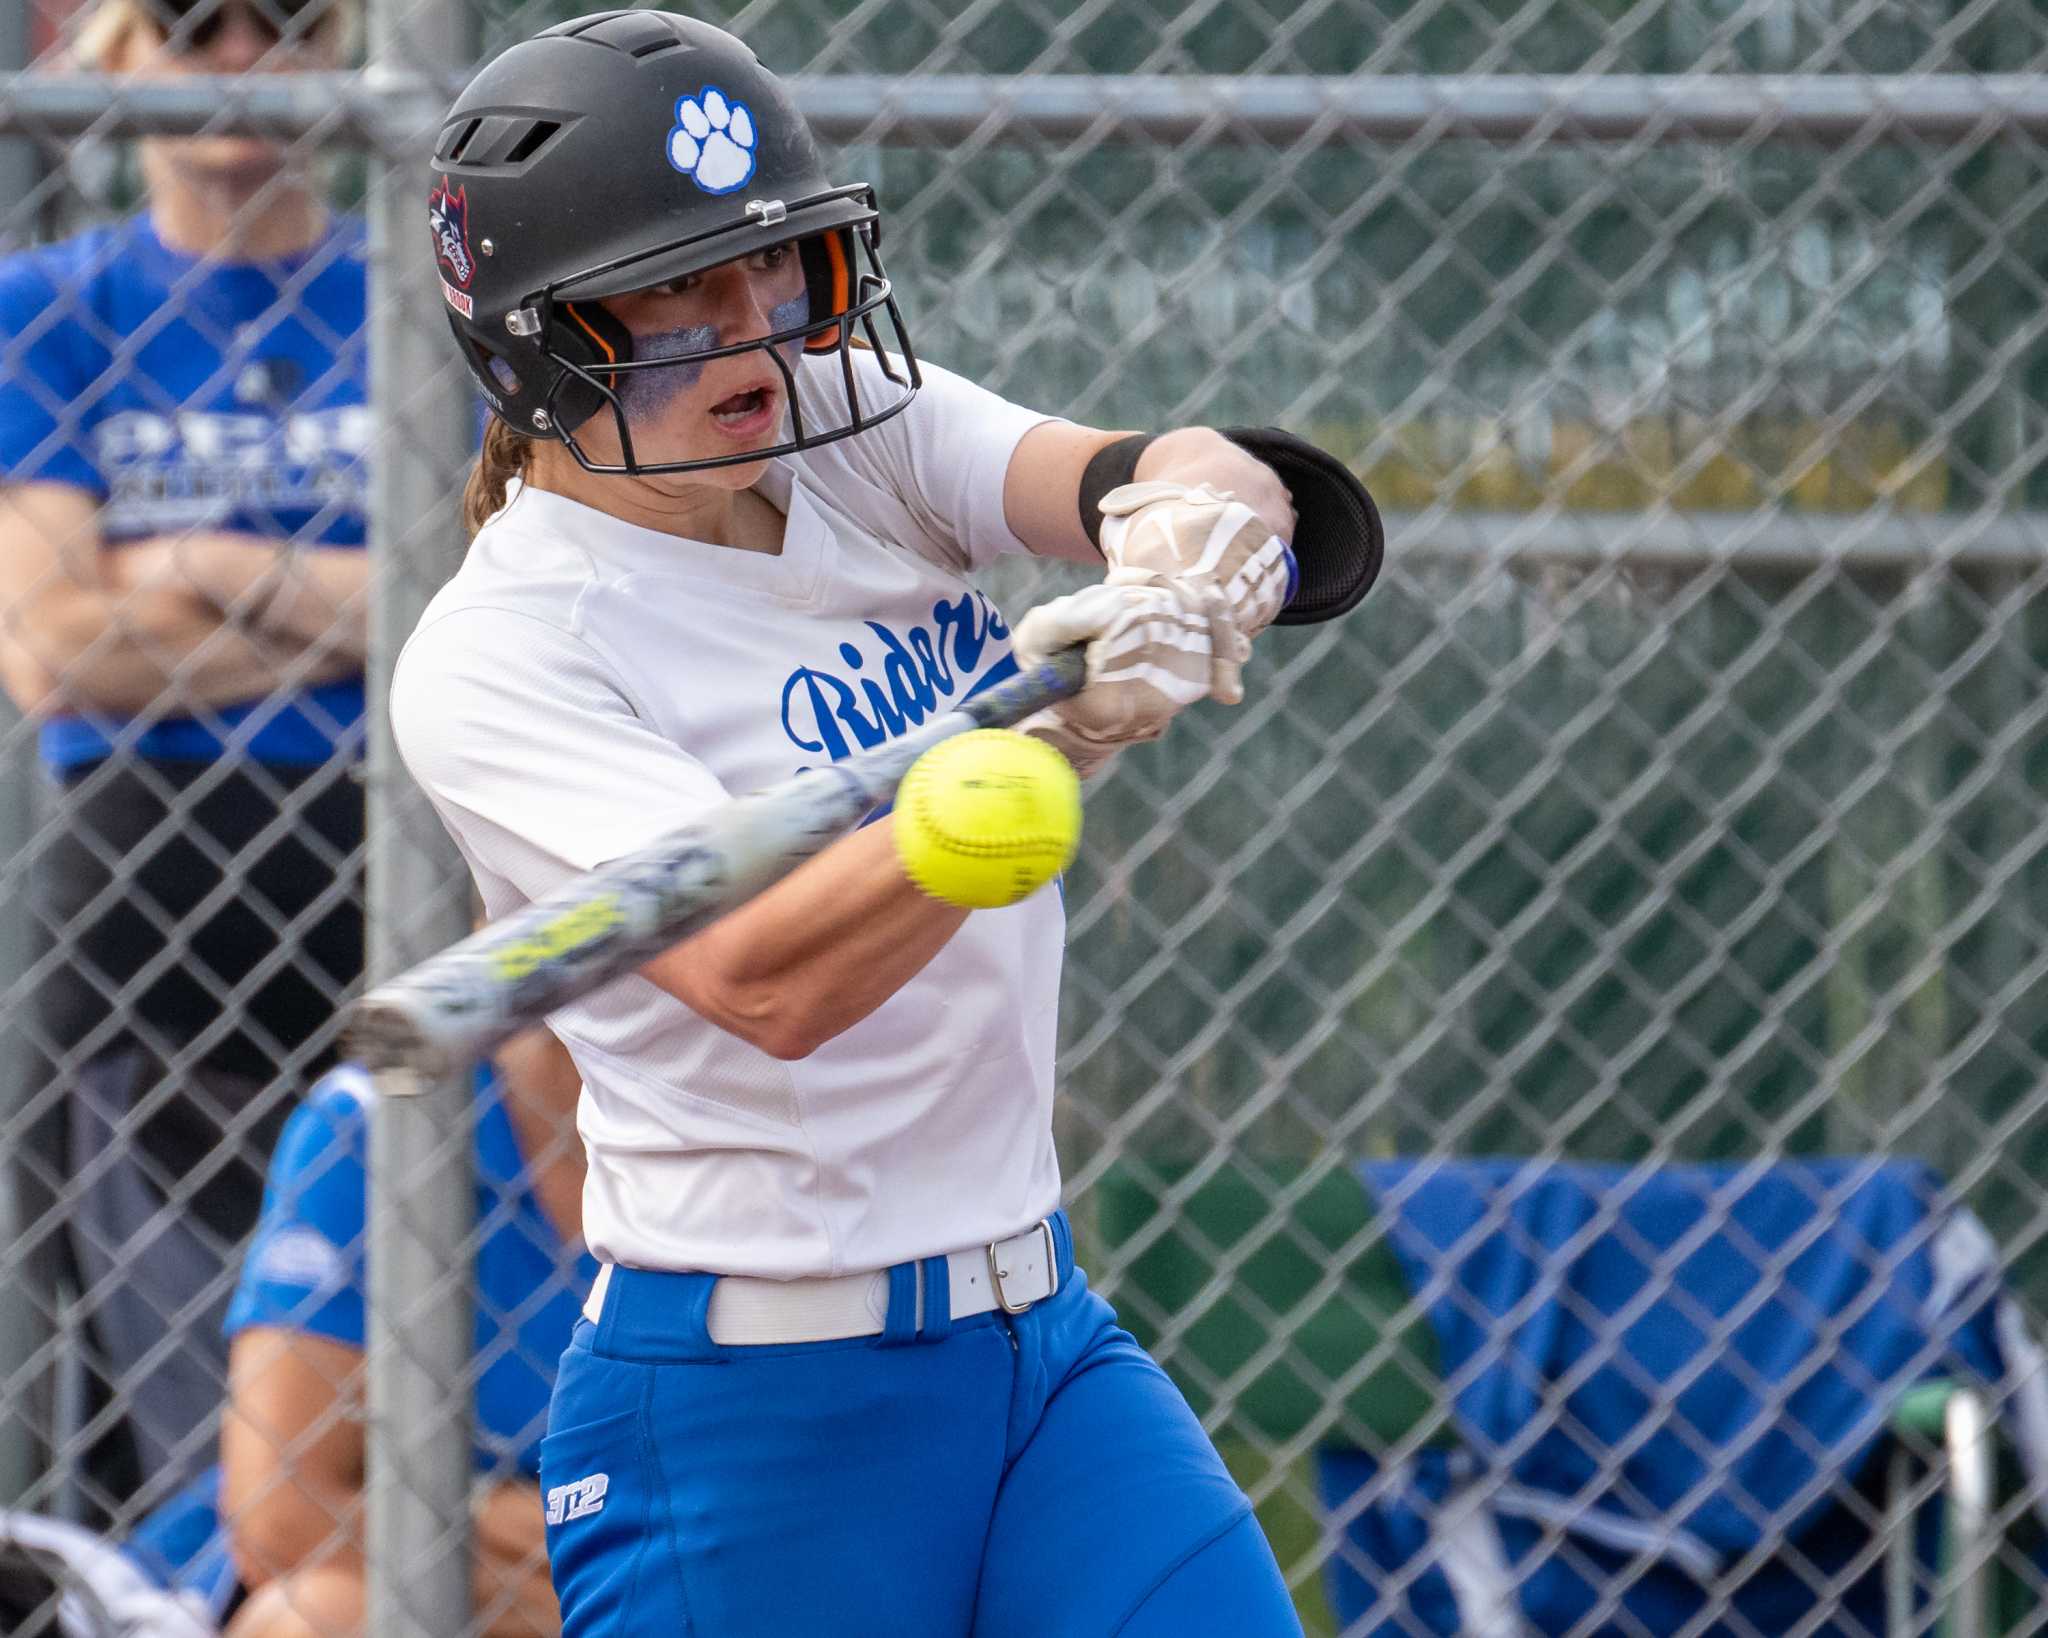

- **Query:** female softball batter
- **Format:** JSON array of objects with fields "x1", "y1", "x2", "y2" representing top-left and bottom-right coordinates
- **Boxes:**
[{"x1": 394, "y1": 11, "x2": 1317, "y2": 1634}]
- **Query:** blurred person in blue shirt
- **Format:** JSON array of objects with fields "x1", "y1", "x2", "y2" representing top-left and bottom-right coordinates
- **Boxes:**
[
  {"x1": 0, "y1": 0, "x2": 370, "y2": 1522},
  {"x1": 120, "y1": 1023, "x2": 593, "y2": 1638}
]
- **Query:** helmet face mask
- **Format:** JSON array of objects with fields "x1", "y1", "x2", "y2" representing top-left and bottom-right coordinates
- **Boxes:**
[
  {"x1": 429, "y1": 11, "x2": 921, "y2": 479},
  {"x1": 537, "y1": 201, "x2": 920, "y2": 477}
]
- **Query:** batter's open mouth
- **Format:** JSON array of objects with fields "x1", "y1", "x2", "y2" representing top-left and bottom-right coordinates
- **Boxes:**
[{"x1": 711, "y1": 387, "x2": 772, "y2": 425}]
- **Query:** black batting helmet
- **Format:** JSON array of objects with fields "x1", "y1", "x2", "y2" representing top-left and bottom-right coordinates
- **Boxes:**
[{"x1": 427, "y1": 9, "x2": 919, "y2": 474}]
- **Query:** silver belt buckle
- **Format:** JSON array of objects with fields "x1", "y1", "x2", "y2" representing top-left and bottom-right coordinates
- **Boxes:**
[{"x1": 987, "y1": 1219, "x2": 1057, "y2": 1315}]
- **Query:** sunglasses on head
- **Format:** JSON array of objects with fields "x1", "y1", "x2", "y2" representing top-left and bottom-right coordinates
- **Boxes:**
[{"x1": 140, "y1": 0, "x2": 333, "y2": 51}]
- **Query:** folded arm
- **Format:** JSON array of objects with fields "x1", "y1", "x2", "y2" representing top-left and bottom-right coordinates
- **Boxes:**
[{"x1": 0, "y1": 480, "x2": 366, "y2": 716}]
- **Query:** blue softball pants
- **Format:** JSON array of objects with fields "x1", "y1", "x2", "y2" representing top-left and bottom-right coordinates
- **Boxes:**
[{"x1": 540, "y1": 1211, "x2": 1302, "y2": 1636}]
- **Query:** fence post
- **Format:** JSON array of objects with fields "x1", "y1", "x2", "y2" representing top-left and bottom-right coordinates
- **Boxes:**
[
  {"x1": 0, "y1": 0, "x2": 35, "y2": 242},
  {"x1": 0, "y1": 0, "x2": 46, "y2": 1511},
  {"x1": 0, "y1": 703, "x2": 43, "y2": 1509},
  {"x1": 362, "y1": 0, "x2": 479, "y2": 1631}
]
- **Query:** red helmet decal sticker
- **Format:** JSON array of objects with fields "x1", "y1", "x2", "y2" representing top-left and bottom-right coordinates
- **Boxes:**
[{"x1": 429, "y1": 180, "x2": 477, "y2": 290}]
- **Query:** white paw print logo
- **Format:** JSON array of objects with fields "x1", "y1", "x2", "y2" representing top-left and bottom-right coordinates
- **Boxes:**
[{"x1": 667, "y1": 87, "x2": 757, "y2": 195}]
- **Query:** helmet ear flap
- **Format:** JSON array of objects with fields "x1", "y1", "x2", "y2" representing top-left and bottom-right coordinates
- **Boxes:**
[
  {"x1": 549, "y1": 300, "x2": 636, "y2": 430},
  {"x1": 801, "y1": 228, "x2": 855, "y2": 354}
]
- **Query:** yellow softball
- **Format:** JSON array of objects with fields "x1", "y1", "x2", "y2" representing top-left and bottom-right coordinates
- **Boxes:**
[{"x1": 895, "y1": 730, "x2": 1082, "y2": 910}]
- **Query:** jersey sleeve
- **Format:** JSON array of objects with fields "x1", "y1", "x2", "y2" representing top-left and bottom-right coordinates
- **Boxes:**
[
  {"x1": 392, "y1": 604, "x2": 733, "y2": 902},
  {"x1": 803, "y1": 352, "x2": 1057, "y2": 576},
  {"x1": 0, "y1": 246, "x2": 108, "y2": 495},
  {"x1": 223, "y1": 1076, "x2": 373, "y2": 1348}
]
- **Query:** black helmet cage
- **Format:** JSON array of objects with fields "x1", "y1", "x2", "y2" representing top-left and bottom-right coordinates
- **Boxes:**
[{"x1": 514, "y1": 185, "x2": 921, "y2": 476}]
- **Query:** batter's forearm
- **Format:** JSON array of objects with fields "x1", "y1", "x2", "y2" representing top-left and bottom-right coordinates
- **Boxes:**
[
  {"x1": 1135, "y1": 427, "x2": 1295, "y2": 540},
  {"x1": 646, "y1": 817, "x2": 970, "y2": 1060}
]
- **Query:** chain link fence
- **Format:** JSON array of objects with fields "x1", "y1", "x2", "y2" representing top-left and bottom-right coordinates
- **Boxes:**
[{"x1": 3, "y1": 0, "x2": 2048, "y2": 1631}]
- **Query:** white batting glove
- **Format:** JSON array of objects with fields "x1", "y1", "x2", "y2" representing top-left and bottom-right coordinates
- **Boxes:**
[
  {"x1": 1097, "y1": 481, "x2": 1296, "y2": 702},
  {"x1": 1012, "y1": 573, "x2": 1245, "y2": 779}
]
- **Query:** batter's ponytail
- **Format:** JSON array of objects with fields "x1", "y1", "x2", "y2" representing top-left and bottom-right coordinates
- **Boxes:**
[{"x1": 464, "y1": 416, "x2": 531, "y2": 538}]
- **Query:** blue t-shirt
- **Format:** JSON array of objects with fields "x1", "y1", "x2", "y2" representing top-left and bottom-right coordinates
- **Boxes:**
[
  {"x1": 125, "y1": 1063, "x2": 595, "y2": 1607},
  {"x1": 225, "y1": 1062, "x2": 597, "y2": 1477},
  {"x1": 0, "y1": 214, "x2": 370, "y2": 768}
]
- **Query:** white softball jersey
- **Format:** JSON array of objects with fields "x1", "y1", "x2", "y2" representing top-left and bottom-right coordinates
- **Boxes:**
[{"x1": 391, "y1": 352, "x2": 1069, "y2": 1279}]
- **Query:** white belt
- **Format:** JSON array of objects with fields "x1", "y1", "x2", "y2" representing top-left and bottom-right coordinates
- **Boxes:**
[{"x1": 582, "y1": 1221, "x2": 1059, "y2": 1346}]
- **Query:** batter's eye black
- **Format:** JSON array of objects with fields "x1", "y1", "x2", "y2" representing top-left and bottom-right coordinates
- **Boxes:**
[{"x1": 143, "y1": 0, "x2": 332, "y2": 51}]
